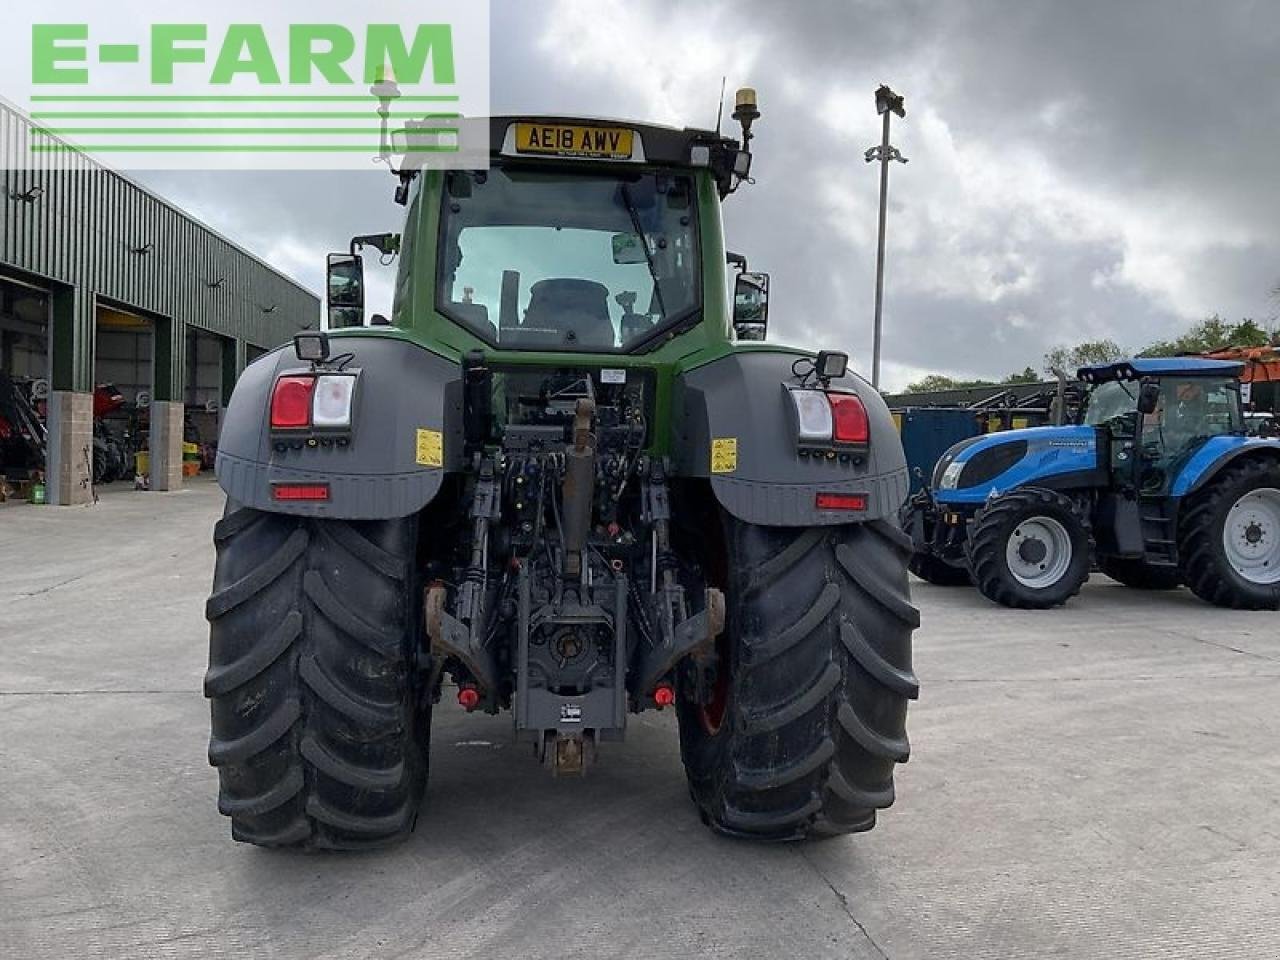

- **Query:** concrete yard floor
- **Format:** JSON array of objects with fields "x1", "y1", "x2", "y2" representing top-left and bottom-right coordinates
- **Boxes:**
[{"x1": 2, "y1": 477, "x2": 1278, "y2": 959}]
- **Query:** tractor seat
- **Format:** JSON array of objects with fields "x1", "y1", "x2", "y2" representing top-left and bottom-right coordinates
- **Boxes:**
[
  {"x1": 522, "y1": 279, "x2": 615, "y2": 348},
  {"x1": 450, "y1": 301, "x2": 496, "y2": 341}
]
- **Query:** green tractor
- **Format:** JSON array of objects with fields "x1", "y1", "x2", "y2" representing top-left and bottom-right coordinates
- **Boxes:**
[{"x1": 204, "y1": 92, "x2": 919, "y2": 849}]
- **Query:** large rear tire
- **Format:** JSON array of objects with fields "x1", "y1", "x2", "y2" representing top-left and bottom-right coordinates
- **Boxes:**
[
  {"x1": 1177, "y1": 459, "x2": 1280, "y2": 610},
  {"x1": 204, "y1": 502, "x2": 429, "y2": 849},
  {"x1": 967, "y1": 488, "x2": 1091, "y2": 609},
  {"x1": 1097, "y1": 556, "x2": 1181, "y2": 590},
  {"x1": 677, "y1": 516, "x2": 919, "y2": 841}
]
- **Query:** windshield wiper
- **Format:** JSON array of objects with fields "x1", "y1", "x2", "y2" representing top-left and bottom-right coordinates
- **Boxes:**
[{"x1": 619, "y1": 183, "x2": 668, "y2": 322}]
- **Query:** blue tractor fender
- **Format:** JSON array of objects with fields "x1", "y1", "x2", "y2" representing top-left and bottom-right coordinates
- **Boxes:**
[
  {"x1": 1170, "y1": 436, "x2": 1280, "y2": 498},
  {"x1": 931, "y1": 425, "x2": 1108, "y2": 506}
]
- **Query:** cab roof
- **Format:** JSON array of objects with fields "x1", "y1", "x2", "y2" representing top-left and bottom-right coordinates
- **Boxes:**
[
  {"x1": 485, "y1": 115, "x2": 735, "y2": 165},
  {"x1": 1078, "y1": 357, "x2": 1244, "y2": 383},
  {"x1": 445, "y1": 116, "x2": 748, "y2": 196}
]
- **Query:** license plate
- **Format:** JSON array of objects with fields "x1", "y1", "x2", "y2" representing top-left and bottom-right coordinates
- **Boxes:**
[{"x1": 514, "y1": 123, "x2": 635, "y2": 159}]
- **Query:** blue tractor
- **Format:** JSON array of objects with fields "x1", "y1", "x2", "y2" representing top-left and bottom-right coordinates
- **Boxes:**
[{"x1": 903, "y1": 358, "x2": 1280, "y2": 609}]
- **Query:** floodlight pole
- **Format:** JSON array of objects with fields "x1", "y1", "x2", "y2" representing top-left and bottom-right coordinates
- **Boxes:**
[{"x1": 866, "y1": 86, "x2": 907, "y2": 390}]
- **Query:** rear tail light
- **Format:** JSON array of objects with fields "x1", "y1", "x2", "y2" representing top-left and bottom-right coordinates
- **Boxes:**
[
  {"x1": 311, "y1": 375, "x2": 356, "y2": 428},
  {"x1": 787, "y1": 388, "x2": 871, "y2": 449},
  {"x1": 272, "y1": 483, "x2": 329, "y2": 501},
  {"x1": 269, "y1": 373, "x2": 357, "y2": 430},
  {"x1": 789, "y1": 389, "x2": 834, "y2": 443},
  {"x1": 828, "y1": 394, "x2": 869, "y2": 445},
  {"x1": 270, "y1": 376, "x2": 315, "y2": 429}
]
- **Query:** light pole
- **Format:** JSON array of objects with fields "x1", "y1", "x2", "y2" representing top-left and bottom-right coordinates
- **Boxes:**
[{"x1": 865, "y1": 85, "x2": 907, "y2": 390}]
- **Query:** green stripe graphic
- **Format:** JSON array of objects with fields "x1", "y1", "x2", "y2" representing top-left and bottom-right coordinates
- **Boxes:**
[
  {"x1": 32, "y1": 112, "x2": 455, "y2": 119},
  {"x1": 24, "y1": 88, "x2": 467, "y2": 157},
  {"x1": 30, "y1": 95, "x2": 460, "y2": 103},
  {"x1": 38, "y1": 127, "x2": 458, "y2": 135},
  {"x1": 30, "y1": 144, "x2": 460, "y2": 153}
]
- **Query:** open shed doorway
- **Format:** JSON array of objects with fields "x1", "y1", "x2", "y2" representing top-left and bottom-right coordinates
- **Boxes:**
[
  {"x1": 93, "y1": 302, "x2": 154, "y2": 487},
  {"x1": 185, "y1": 327, "x2": 230, "y2": 473},
  {"x1": 0, "y1": 275, "x2": 51, "y2": 497}
]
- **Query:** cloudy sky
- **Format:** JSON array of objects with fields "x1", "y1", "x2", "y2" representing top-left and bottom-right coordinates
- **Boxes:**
[{"x1": 132, "y1": 0, "x2": 1280, "y2": 390}]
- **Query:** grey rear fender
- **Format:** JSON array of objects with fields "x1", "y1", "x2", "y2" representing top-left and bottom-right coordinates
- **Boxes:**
[
  {"x1": 675, "y1": 352, "x2": 909, "y2": 526},
  {"x1": 215, "y1": 337, "x2": 460, "y2": 519}
]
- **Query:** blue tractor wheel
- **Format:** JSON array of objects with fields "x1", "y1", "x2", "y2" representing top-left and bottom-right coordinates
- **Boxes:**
[
  {"x1": 967, "y1": 488, "x2": 1092, "y2": 609},
  {"x1": 1178, "y1": 458, "x2": 1280, "y2": 610}
]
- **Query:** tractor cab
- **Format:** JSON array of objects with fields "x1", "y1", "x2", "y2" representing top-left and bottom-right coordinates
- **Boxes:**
[
  {"x1": 1079, "y1": 358, "x2": 1246, "y2": 497},
  {"x1": 323, "y1": 103, "x2": 770, "y2": 356}
]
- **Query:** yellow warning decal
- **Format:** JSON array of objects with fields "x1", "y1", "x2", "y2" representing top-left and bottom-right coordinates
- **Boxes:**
[
  {"x1": 415, "y1": 428, "x2": 443, "y2": 467},
  {"x1": 710, "y1": 437, "x2": 738, "y2": 474}
]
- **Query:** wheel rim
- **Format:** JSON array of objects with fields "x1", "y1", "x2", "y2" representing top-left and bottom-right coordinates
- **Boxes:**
[
  {"x1": 1222, "y1": 487, "x2": 1280, "y2": 585},
  {"x1": 699, "y1": 633, "x2": 730, "y2": 735},
  {"x1": 1005, "y1": 515, "x2": 1073, "y2": 589}
]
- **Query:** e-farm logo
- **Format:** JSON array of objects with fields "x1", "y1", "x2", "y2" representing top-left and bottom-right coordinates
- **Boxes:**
[
  {"x1": 31, "y1": 24, "x2": 456, "y2": 87},
  {"x1": 4, "y1": 2, "x2": 490, "y2": 171}
]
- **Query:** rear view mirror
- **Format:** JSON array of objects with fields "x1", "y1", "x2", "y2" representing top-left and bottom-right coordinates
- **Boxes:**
[
  {"x1": 1137, "y1": 381, "x2": 1160, "y2": 415},
  {"x1": 326, "y1": 253, "x2": 364, "y2": 329},
  {"x1": 611, "y1": 232, "x2": 648, "y2": 265},
  {"x1": 733, "y1": 271, "x2": 769, "y2": 341}
]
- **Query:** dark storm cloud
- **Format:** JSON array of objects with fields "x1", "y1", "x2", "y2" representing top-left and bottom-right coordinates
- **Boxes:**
[
  {"x1": 694, "y1": 0, "x2": 1280, "y2": 380},
  {"x1": 749, "y1": 0, "x2": 1280, "y2": 219},
  {"x1": 137, "y1": 0, "x2": 1280, "y2": 388}
]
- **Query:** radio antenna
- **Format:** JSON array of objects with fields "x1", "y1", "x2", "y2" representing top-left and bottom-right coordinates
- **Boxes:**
[{"x1": 715, "y1": 75, "x2": 727, "y2": 134}]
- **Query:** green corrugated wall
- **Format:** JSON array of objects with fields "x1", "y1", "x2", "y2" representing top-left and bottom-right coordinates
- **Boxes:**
[{"x1": 0, "y1": 101, "x2": 319, "y2": 395}]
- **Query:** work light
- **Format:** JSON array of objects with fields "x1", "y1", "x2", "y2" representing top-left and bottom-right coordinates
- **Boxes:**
[
  {"x1": 815, "y1": 350, "x2": 849, "y2": 381},
  {"x1": 294, "y1": 331, "x2": 330, "y2": 362}
]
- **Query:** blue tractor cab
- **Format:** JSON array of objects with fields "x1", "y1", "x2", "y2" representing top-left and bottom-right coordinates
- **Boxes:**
[{"x1": 904, "y1": 357, "x2": 1280, "y2": 608}]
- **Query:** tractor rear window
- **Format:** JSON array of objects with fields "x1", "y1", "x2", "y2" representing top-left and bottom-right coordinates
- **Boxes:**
[
  {"x1": 437, "y1": 168, "x2": 700, "y2": 352},
  {"x1": 1143, "y1": 376, "x2": 1243, "y2": 449}
]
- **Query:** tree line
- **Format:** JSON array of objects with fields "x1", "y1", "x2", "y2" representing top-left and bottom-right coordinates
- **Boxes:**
[{"x1": 903, "y1": 315, "x2": 1276, "y2": 394}]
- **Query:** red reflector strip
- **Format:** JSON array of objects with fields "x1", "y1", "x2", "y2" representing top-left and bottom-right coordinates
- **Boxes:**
[
  {"x1": 272, "y1": 483, "x2": 330, "y2": 501},
  {"x1": 816, "y1": 492, "x2": 868, "y2": 511}
]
